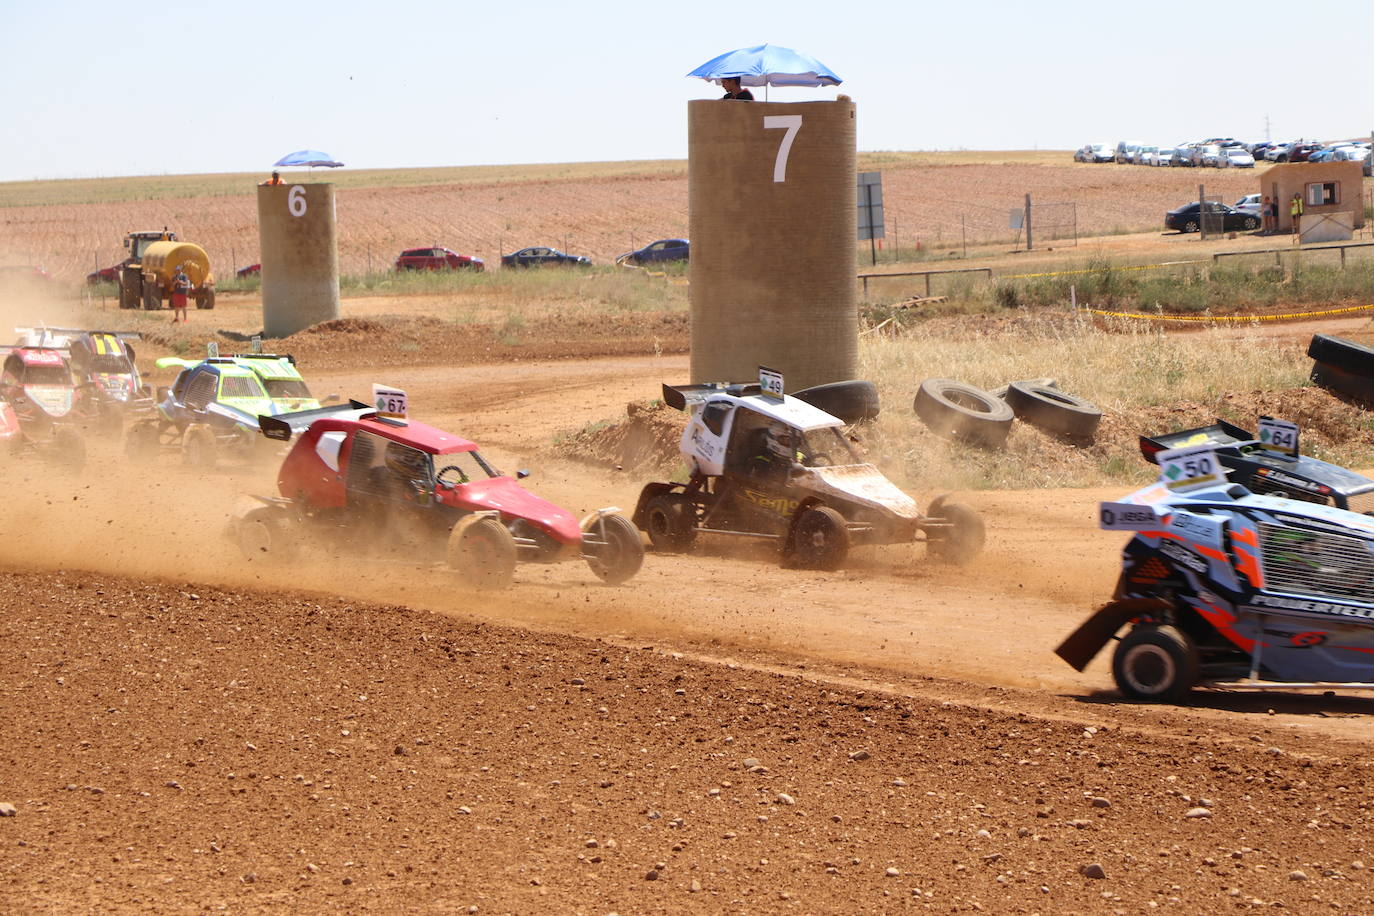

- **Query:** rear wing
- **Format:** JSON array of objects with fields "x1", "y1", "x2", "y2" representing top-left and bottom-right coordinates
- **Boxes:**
[
  {"x1": 258, "y1": 399, "x2": 371, "y2": 442},
  {"x1": 661, "y1": 381, "x2": 763, "y2": 412},
  {"x1": 1139, "y1": 419, "x2": 1252, "y2": 465}
]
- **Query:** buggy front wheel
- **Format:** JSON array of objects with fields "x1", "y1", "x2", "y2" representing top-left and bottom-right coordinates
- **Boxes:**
[
  {"x1": 785, "y1": 506, "x2": 850, "y2": 571},
  {"x1": 926, "y1": 501, "x2": 985, "y2": 565},
  {"x1": 1112, "y1": 625, "x2": 1199, "y2": 703},
  {"x1": 584, "y1": 513, "x2": 645, "y2": 585}
]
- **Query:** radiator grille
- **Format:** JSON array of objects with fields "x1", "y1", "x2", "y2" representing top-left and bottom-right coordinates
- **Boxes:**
[
  {"x1": 1260, "y1": 522, "x2": 1374, "y2": 604},
  {"x1": 1248, "y1": 474, "x2": 1329, "y2": 505}
]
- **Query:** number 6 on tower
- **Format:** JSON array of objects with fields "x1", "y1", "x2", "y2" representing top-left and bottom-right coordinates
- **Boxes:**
[{"x1": 763, "y1": 115, "x2": 802, "y2": 183}]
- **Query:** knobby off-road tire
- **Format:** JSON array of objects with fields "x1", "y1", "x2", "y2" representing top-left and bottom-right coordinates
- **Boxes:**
[
  {"x1": 1111, "y1": 625, "x2": 1200, "y2": 703},
  {"x1": 1310, "y1": 361, "x2": 1374, "y2": 406},
  {"x1": 785, "y1": 506, "x2": 850, "y2": 571},
  {"x1": 236, "y1": 507, "x2": 301, "y2": 563},
  {"x1": 643, "y1": 493, "x2": 697, "y2": 553},
  {"x1": 448, "y1": 516, "x2": 517, "y2": 590},
  {"x1": 925, "y1": 501, "x2": 985, "y2": 565},
  {"x1": 182, "y1": 425, "x2": 217, "y2": 469},
  {"x1": 1004, "y1": 381, "x2": 1102, "y2": 443},
  {"x1": 195, "y1": 289, "x2": 216, "y2": 310},
  {"x1": 1307, "y1": 334, "x2": 1374, "y2": 377},
  {"x1": 584, "y1": 513, "x2": 645, "y2": 585},
  {"x1": 914, "y1": 378, "x2": 1014, "y2": 449},
  {"x1": 788, "y1": 380, "x2": 880, "y2": 425},
  {"x1": 142, "y1": 281, "x2": 162, "y2": 310}
]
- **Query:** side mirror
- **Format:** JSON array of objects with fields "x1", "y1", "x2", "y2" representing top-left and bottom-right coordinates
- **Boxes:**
[{"x1": 516, "y1": 469, "x2": 530, "y2": 480}]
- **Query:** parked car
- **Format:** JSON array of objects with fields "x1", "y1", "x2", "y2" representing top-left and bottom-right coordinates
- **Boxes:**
[
  {"x1": 1196, "y1": 144, "x2": 1223, "y2": 167},
  {"x1": 1249, "y1": 141, "x2": 1276, "y2": 159},
  {"x1": 500, "y1": 246, "x2": 592, "y2": 269},
  {"x1": 236, "y1": 263, "x2": 261, "y2": 278},
  {"x1": 1165, "y1": 201, "x2": 1260, "y2": 233},
  {"x1": 1234, "y1": 193, "x2": 1263, "y2": 217},
  {"x1": 616, "y1": 238, "x2": 689, "y2": 266},
  {"x1": 1170, "y1": 147, "x2": 1195, "y2": 168},
  {"x1": 1219, "y1": 148, "x2": 1255, "y2": 168},
  {"x1": 394, "y1": 247, "x2": 484, "y2": 272},
  {"x1": 1074, "y1": 142, "x2": 1114, "y2": 163},
  {"x1": 1265, "y1": 142, "x2": 1293, "y2": 162},
  {"x1": 1137, "y1": 145, "x2": 1161, "y2": 166},
  {"x1": 1330, "y1": 145, "x2": 1372, "y2": 176},
  {"x1": 1154, "y1": 147, "x2": 1177, "y2": 167},
  {"x1": 1115, "y1": 141, "x2": 1143, "y2": 164}
]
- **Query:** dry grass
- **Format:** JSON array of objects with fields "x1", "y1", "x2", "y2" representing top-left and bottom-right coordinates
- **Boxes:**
[{"x1": 854, "y1": 314, "x2": 1374, "y2": 492}]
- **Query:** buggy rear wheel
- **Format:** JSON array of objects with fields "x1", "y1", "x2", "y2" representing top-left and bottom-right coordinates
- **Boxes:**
[
  {"x1": 643, "y1": 493, "x2": 697, "y2": 553},
  {"x1": 1112, "y1": 625, "x2": 1199, "y2": 703},
  {"x1": 925, "y1": 501, "x2": 985, "y2": 565},
  {"x1": 584, "y1": 513, "x2": 645, "y2": 585},
  {"x1": 236, "y1": 507, "x2": 300, "y2": 563},
  {"x1": 786, "y1": 506, "x2": 850, "y2": 571},
  {"x1": 448, "y1": 516, "x2": 517, "y2": 590}
]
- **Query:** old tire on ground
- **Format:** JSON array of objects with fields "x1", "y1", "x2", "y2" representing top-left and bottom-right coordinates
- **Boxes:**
[
  {"x1": 925, "y1": 501, "x2": 985, "y2": 565},
  {"x1": 1307, "y1": 334, "x2": 1374, "y2": 376},
  {"x1": 236, "y1": 507, "x2": 300, "y2": 563},
  {"x1": 789, "y1": 380, "x2": 880, "y2": 425},
  {"x1": 125, "y1": 420, "x2": 161, "y2": 461},
  {"x1": 1004, "y1": 381, "x2": 1102, "y2": 442},
  {"x1": 584, "y1": 513, "x2": 645, "y2": 585},
  {"x1": 914, "y1": 378, "x2": 1014, "y2": 449},
  {"x1": 643, "y1": 493, "x2": 697, "y2": 553},
  {"x1": 195, "y1": 289, "x2": 216, "y2": 310},
  {"x1": 1310, "y1": 361, "x2": 1374, "y2": 406},
  {"x1": 785, "y1": 505, "x2": 850, "y2": 571},
  {"x1": 182, "y1": 425, "x2": 217, "y2": 468},
  {"x1": 1111, "y1": 625, "x2": 1199, "y2": 703},
  {"x1": 52, "y1": 427, "x2": 86, "y2": 474},
  {"x1": 448, "y1": 516, "x2": 517, "y2": 590}
]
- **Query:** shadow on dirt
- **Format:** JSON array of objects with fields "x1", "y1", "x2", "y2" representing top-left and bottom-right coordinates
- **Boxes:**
[{"x1": 1069, "y1": 688, "x2": 1374, "y2": 718}]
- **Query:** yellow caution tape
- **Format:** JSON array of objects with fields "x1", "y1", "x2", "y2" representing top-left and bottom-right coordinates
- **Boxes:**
[{"x1": 1083, "y1": 303, "x2": 1374, "y2": 322}]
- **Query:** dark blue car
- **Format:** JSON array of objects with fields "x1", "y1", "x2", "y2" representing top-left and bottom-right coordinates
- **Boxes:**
[
  {"x1": 500, "y1": 246, "x2": 592, "y2": 269},
  {"x1": 617, "y1": 238, "x2": 689, "y2": 266}
]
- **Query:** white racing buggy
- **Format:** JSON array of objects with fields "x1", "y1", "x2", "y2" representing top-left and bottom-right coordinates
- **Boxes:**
[
  {"x1": 631, "y1": 369, "x2": 985, "y2": 569},
  {"x1": 1057, "y1": 417, "x2": 1374, "y2": 702}
]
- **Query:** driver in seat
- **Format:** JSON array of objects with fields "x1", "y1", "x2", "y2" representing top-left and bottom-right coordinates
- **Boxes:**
[
  {"x1": 372, "y1": 441, "x2": 434, "y2": 506},
  {"x1": 749, "y1": 421, "x2": 802, "y2": 480}
]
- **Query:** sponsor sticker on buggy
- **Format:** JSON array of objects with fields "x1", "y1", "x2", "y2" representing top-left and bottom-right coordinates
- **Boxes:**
[
  {"x1": 1159, "y1": 541, "x2": 1209, "y2": 574},
  {"x1": 373, "y1": 384, "x2": 408, "y2": 425},
  {"x1": 1099, "y1": 501, "x2": 1161, "y2": 530},
  {"x1": 1156, "y1": 444, "x2": 1227, "y2": 493},
  {"x1": 1167, "y1": 510, "x2": 1225, "y2": 548},
  {"x1": 759, "y1": 365, "x2": 784, "y2": 400},
  {"x1": 1258, "y1": 416, "x2": 1299, "y2": 457}
]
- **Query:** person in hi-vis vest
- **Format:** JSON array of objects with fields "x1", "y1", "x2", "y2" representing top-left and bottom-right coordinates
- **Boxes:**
[{"x1": 1290, "y1": 193, "x2": 1304, "y2": 237}]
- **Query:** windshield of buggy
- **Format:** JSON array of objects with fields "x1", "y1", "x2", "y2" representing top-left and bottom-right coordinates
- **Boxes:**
[
  {"x1": 22, "y1": 365, "x2": 71, "y2": 386},
  {"x1": 263, "y1": 378, "x2": 313, "y2": 399},
  {"x1": 798, "y1": 427, "x2": 860, "y2": 467},
  {"x1": 435, "y1": 450, "x2": 499, "y2": 484}
]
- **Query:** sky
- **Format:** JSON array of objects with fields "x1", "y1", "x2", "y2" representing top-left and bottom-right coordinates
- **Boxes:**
[{"x1": 2, "y1": 0, "x2": 1370, "y2": 182}]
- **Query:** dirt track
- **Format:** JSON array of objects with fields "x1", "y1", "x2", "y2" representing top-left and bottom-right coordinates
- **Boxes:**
[{"x1": 5, "y1": 349, "x2": 1374, "y2": 912}]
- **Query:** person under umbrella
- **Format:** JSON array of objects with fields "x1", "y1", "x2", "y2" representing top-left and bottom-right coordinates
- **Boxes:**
[{"x1": 720, "y1": 77, "x2": 754, "y2": 101}]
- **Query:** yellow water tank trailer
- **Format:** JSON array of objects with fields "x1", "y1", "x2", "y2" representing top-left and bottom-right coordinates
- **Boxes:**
[{"x1": 137, "y1": 240, "x2": 216, "y2": 309}]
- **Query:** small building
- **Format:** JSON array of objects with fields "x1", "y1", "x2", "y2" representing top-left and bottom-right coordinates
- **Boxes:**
[{"x1": 1261, "y1": 161, "x2": 1365, "y2": 239}]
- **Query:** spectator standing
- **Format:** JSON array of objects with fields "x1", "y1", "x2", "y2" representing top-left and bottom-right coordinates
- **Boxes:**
[
  {"x1": 1290, "y1": 193, "x2": 1304, "y2": 239},
  {"x1": 1261, "y1": 195, "x2": 1273, "y2": 234},
  {"x1": 170, "y1": 267, "x2": 191, "y2": 324},
  {"x1": 1268, "y1": 196, "x2": 1280, "y2": 234}
]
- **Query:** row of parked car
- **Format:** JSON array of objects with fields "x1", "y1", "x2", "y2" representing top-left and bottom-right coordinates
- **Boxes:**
[{"x1": 1076, "y1": 137, "x2": 1372, "y2": 175}]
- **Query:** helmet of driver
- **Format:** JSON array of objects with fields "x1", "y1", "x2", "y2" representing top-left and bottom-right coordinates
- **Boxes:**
[{"x1": 385, "y1": 441, "x2": 429, "y2": 477}]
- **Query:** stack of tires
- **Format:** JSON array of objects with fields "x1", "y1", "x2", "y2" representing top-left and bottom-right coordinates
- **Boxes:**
[
  {"x1": 1308, "y1": 334, "x2": 1374, "y2": 404},
  {"x1": 913, "y1": 378, "x2": 1101, "y2": 449}
]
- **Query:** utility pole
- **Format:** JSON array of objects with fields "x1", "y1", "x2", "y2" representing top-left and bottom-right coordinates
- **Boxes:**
[
  {"x1": 1024, "y1": 194, "x2": 1033, "y2": 252},
  {"x1": 1199, "y1": 183, "x2": 1206, "y2": 241},
  {"x1": 1265, "y1": 114, "x2": 1271, "y2": 143}
]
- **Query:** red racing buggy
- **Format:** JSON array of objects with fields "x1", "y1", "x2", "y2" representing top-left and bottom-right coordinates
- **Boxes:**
[{"x1": 235, "y1": 395, "x2": 644, "y2": 589}]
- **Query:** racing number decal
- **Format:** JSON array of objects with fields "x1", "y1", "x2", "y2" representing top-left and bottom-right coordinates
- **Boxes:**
[
  {"x1": 764, "y1": 115, "x2": 802, "y2": 183},
  {"x1": 288, "y1": 185, "x2": 307, "y2": 218}
]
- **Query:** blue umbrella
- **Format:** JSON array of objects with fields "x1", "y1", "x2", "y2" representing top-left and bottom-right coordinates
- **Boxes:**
[
  {"x1": 273, "y1": 150, "x2": 345, "y2": 168},
  {"x1": 686, "y1": 44, "x2": 841, "y2": 89}
]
